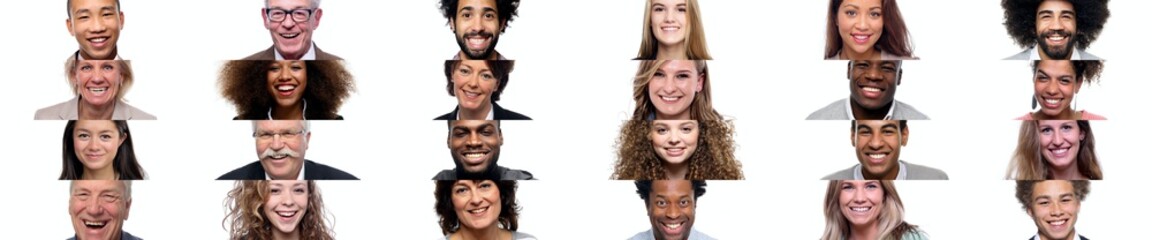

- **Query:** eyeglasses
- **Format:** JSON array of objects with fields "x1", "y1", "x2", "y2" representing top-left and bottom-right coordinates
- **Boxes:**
[
  {"x1": 265, "y1": 8, "x2": 315, "y2": 22},
  {"x1": 253, "y1": 130, "x2": 306, "y2": 141}
]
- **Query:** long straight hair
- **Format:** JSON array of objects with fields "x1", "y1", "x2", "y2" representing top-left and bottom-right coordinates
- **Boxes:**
[
  {"x1": 824, "y1": 0, "x2": 914, "y2": 59},
  {"x1": 1006, "y1": 120, "x2": 1102, "y2": 180},
  {"x1": 631, "y1": 60, "x2": 722, "y2": 122},
  {"x1": 821, "y1": 180, "x2": 922, "y2": 240},
  {"x1": 60, "y1": 120, "x2": 145, "y2": 180},
  {"x1": 635, "y1": 0, "x2": 712, "y2": 60}
]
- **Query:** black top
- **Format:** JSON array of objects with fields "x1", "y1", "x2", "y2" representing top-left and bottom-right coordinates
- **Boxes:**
[
  {"x1": 432, "y1": 166, "x2": 536, "y2": 180},
  {"x1": 435, "y1": 102, "x2": 531, "y2": 120},
  {"x1": 217, "y1": 159, "x2": 359, "y2": 180}
]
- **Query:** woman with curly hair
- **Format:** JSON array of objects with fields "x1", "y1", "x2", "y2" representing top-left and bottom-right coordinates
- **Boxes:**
[
  {"x1": 1006, "y1": 120, "x2": 1102, "y2": 180},
  {"x1": 821, "y1": 180, "x2": 929, "y2": 240},
  {"x1": 824, "y1": 0, "x2": 917, "y2": 60},
  {"x1": 613, "y1": 119, "x2": 741, "y2": 180},
  {"x1": 1018, "y1": 60, "x2": 1105, "y2": 120},
  {"x1": 219, "y1": 60, "x2": 355, "y2": 120},
  {"x1": 60, "y1": 120, "x2": 146, "y2": 180},
  {"x1": 635, "y1": 0, "x2": 712, "y2": 60},
  {"x1": 434, "y1": 179, "x2": 536, "y2": 240},
  {"x1": 223, "y1": 180, "x2": 333, "y2": 240}
]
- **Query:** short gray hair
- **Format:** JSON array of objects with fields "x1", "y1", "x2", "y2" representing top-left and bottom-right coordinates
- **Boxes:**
[
  {"x1": 251, "y1": 120, "x2": 311, "y2": 134},
  {"x1": 265, "y1": 0, "x2": 321, "y2": 8},
  {"x1": 69, "y1": 180, "x2": 132, "y2": 202}
]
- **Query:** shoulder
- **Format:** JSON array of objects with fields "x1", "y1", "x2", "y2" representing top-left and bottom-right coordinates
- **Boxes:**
[
  {"x1": 1005, "y1": 49, "x2": 1031, "y2": 60},
  {"x1": 34, "y1": 99, "x2": 73, "y2": 120},
  {"x1": 304, "y1": 160, "x2": 359, "y2": 180},
  {"x1": 1079, "y1": 49, "x2": 1103, "y2": 60},
  {"x1": 217, "y1": 161, "x2": 264, "y2": 180},
  {"x1": 498, "y1": 166, "x2": 536, "y2": 180},
  {"x1": 807, "y1": 99, "x2": 849, "y2": 120},
  {"x1": 901, "y1": 230, "x2": 929, "y2": 240},
  {"x1": 903, "y1": 161, "x2": 949, "y2": 180},
  {"x1": 435, "y1": 108, "x2": 456, "y2": 120},
  {"x1": 822, "y1": 166, "x2": 856, "y2": 180},
  {"x1": 122, "y1": 231, "x2": 144, "y2": 240},
  {"x1": 243, "y1": 47, "x2": 276, "y2": 60},
  {"x1": 893, "y1": 100, "x2": 930, "y2": 120},
  {"x1": 314, "y1": 45, "x2": 344, "y2": 60},
  {"x1": 119, "y1": 101, "x2": 157, "y2": 120},
  {"x1": 627, "y1": 229, "x2": 653, "y2": 240},
  {"x1": 690, "y1": 228, "x2": 718, "y2": 240},
  {"x1": 1079, "y1": 110, "x2": 1107, "y2": 120},
  {"x1": 1016, "y1": 113, "x2": 1033, "y2": 120},
  {"x1": 432, "y1": 169, "x2": 456, "y2": 180},
  {"x1": 512, "y1": 232, "x2": 537, "y2": 240},
  {"x1": 494, "y1": 104, "x2": 532, "y2": 120}
]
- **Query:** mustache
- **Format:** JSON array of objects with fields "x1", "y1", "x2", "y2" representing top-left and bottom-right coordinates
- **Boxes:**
[
  {"x1": 262, "y1": 148, "x2": 299, "y2": 159},
  {"x1": 1040, "y1": 30, "x2": 1072, "y2": 38},
  {"x1": 463, "y1": 31, "x2": 495, "y2": 39}
]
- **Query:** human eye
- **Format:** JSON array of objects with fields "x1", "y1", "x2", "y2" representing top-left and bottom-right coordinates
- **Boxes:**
[
  {"x1": 844, "y1": 10, "x2": 857, "y2": 17},
  {"x1": 679, "y1": 199, "x2": 690, "y2": 206},
  {"x1": 865, "y1": 182, "x2": 880, "y2": 189},
  {"x1": 460, "y1": 10, "x2": 472, "y2": 19},
  {"x1": 1037, "y1": 199, "x2": 1050, "y2": 206},
  {"x1": 652, "y1": 71, "x2": 666, "y2": 78},
  {"x1": 99, "y1": 133, "x2": 113, "y2": 141},
  {"x1": 676, "y1": 73, "x2": 691, "y2": 79},
  {"x1": 458, "y1": 68, "x2": 471, "y2": 76},
  {"x1": 293, "y1": 187, "x2": 306, "y2": 194},
  {"x1": 484, "y1": 12, "x2": 496, "y2": 19},
  {"x1": 77, "y1": 133, "x2": 90, "y2": 140},
  {"x1": 653, "y1": 6, "x2": 664, "y2": 12},
  {"x1": 269, "y1": 187, "x2": 282, "y2": 194},
  {"x1": 677, "y1": 6, "x2": 686, "y2": 13},
  {"x1": 870, "y1": 10, "x2": 882, "y2": 18},
  {"x1": 1059, "y1": 77, "x2": 1072, "y2": 84},
  {"x1": 101, "y1": 194, "x2": 118, "y2": 203},
  {"x1": 454, "y1": 186, "x2": 469, "y2": 194},
  {"x1": 680, "y1": 127, "x2": 693, "y2": 133},
  {"x1": 74, "y1": 192, "x2": 90, "y2": 200},
  {"x1": 656, "y1": 200, "x2": 667, "y2": 207},
  {"x1": 481, "y1": 72, "x2": 495, "y2": 80},
  {"x1": 654, "y1": 126, "x2": 668, "y2": 134},
  {"x1": 1039, "y1": 126, "x2": 1053, "y2": 134},
  {"x1": 857, "y1": 129, "x2": 872, "y2": 137}
]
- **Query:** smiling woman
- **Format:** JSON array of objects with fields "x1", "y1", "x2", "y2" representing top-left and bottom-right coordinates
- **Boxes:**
[
  {"x1": 1006, "y1": 120, "x2": 1102, "y2": 180},
  {"x1": 435, "y1": 60, "x2": 531, "y2": 120},
  {"x1": 219, "y1": 60, "x2": 355, "y2": 120},
  {"x1": 821, "y1": 180, "x2": 928, "y2": 240},
  {"x1": 35, "y1": 58, "x2": 155, "y2": 120},
  {"x1": 1018, "y1": 60, "x2": 1106, "y2": 120},
  {"x1": 223, "y1": 180, "x2": 333, "y2": 240},
  {"x1": 60, "y1": 120, "x2": 145, "y2": 180},
  {"x1": 635, "y1": 0, "x2": 711, "y2": 60},
  {"x1": 824, "y1": 0, "x2": 917, "y2": 60},
  {"x1": 434, "y1": 180, "x2": 537, "y2": 240}
]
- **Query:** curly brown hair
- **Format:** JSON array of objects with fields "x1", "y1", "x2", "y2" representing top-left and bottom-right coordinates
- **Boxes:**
[
  {"x1": 1014, "y1": 180, "x2": 1090, "y2": 209},
  {"x1": 612, "y1": 120, "x2": 743, "y2": 180},
  {"x1": 434, "y1": 180, "x2": 521, "y2": 235},
  {"x1": 219, "y1": 60, "x2": 355, "y2": 119},
  {"x1": 1002, "y1": 0, "x2": 1111, "y2": 49},
  {"x1": 223, "y1": 180, "x2": 333, "y2": 240}
]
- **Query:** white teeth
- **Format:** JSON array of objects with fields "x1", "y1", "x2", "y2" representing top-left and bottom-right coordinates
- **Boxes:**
[
  {"x1": 1045, "y1": 99, "x2": 1060, "y2": 104},
  {"x1": 468, "y1": 207, "x2": 488, "y2": 214},
  {"x1": 270, "y1": 154, "x2": 288, "y2": 159},
  {"x1": 868, "y1": 153, "x2": 887, "y2": 159},
  {"x1": 661, "y1": 96, "x2": 680, "y2": 101},
  {"x1": 277, "y1": 85, "x2": 296, "y2": 91},
  {"x1": 863, "y1": 87, "x2": 881, "y2": 92},
  {"x1": 90, "y1": 38, "x2": 108, "y2": 43},
  {"x1": 84, "y1": 221, "x2": 106, "y2": 226},
  {"x1": 464, "y1": 91, "x2": 480, "y2": 97},
  {"x1": 281, "y1": 33, "x2": 299, "y2": 38},
  {"x1": 89, "y1": 88, "x2": 108, "y2": 93},
  {"x1": 468, "y1": 38, "x2": 488, "y2": 45},
  {"x1": 661, "y1": 27, "x2": 679, "y2": 31},
  {"x1": 854, "y1": 35, "x2": 868, "y2": 40},
  {"x1": 1051, "y1": 148, "x2": 1068, "y2": 154},
  {"x1": 465, "y1": 153, "x2": 484, "y2": 159},
  {"x1": 277, "y1": 211, "x2": 296, "y2": 217},
  {"x1": 1049, "y1": 220, "x2": 1067, "y2": 225},
  {"x1": 663, "y1": 222, "x2": 682, "y2": 229},
  {"x1": 851, "y1": 207, "x2": 870, "y2": 212},
  {"x1": 1048, "y1": 36, "x2": 1066, "y2": 41}
]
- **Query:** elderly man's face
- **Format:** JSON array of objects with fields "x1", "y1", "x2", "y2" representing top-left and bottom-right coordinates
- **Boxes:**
[
  {"x1": 254, "y1": 120, "x2": 310, "y2": 180},
  {"x1": 70, "y1": 180, "x2": 131, "y2": 240}
]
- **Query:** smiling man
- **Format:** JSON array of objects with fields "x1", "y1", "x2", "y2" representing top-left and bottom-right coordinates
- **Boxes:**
[
  {"x1": 68, "y1": 180, "x2": 140, "y2": 240},
  {"x1": 631, "y1": 180, "x2": 714, "y2": 240},
  {"x1": 807, "y1": 60, "x2": 928, "y2": 120},
  {"x1": 65, "y1": 0, "x2": 124, "y2": 60},
  {"x1": 244, "y1": 0, "x2": 342, "y2": 60},
  {"x1": 218, "y1": 120, "x2": 357, "y2": 180},
  {"x1": 1015, "y1": 180, "x2": 1091, "y2": 240},
  {"x1": 1002, "y1": 0, "x2": 1111, "y2": 60},
  {"x1": 434, "y1": 120, "x2": 534, "y2": 180},
  {"x1": 438, "y1": 0, "x2": 520, "y2": 60},
  {"x1": 823, "y1": 120, "x2": 948, "y2": 180}
]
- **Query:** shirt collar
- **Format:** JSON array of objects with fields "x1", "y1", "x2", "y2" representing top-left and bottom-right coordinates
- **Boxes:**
[
  {"x1": 456, "y1": 104, "x2": 495, "y2": 120},
  {"x1": 266, "y1": 163, "x2": 305, "y2": 180},
  {"x1": 854, "y1": 160, "x2": 907, "y2": 180},
  {"x1": 1032, "y1": 233, "x2": 1080, "y2": 240},
  {"x1": 268, "y1": 99, "x2": 308, "y2": 120},
  {"x1": 845, "y1": 98, "x2": 896, "y2": 120},
  {"x1": 1028, "y1": 45, "x2": 1082, "y2": 60},
  {"x1": 274, "y1": 43, "x2": 317, "y2": 60}
]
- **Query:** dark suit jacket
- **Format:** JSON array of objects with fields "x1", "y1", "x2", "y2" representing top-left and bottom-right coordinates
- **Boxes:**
[
  {"x1": 434, "y1": 102, "x2": 532, "y2": 120},
  {"x1": 232, "y1": 115, "x2": 344, "y2": 120},
  {"x1": 1027, "y1": 236, "x2": 1088, "y2": 240},
  {"x1": 242, "y1": 44, "x2": 343, "y2": 60},
  {"x1": 217, "y1": 159, "x2": 358, "y2": 180}
]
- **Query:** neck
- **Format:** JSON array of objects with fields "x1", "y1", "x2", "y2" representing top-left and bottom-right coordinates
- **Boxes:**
[
  {"x1": 83, "y1": 167, "x2": 118, "y2": 180},
  {"x1": 848, "y1": 223, "x2": 879, "y2": 240},
  {"x1": 459, "y1": 103, "x2": 493, "y2": 120},
  {"x1": 459, "y1": 51, "x2": 501, "y2": 60},
  {"x1": 78, "y1": 99, "x2": 116, "y2": 120},
  {"x1": 658, "y1": 43, "x2": 688, "y2": 59},
  {"x1": 273, "y1": 102, "x2": 305, "y2": 120},
  {"x1": 841, "y1": 47, "x2": 879, "y2": 60},
  {"x1": 663, "y1": 162, "x2": 689, "y2": 180},
  {"x1": 1038, "y1": 230, "x2": 1077, "y2": 240},
  {"x1": 282, "y1": 42, "x2": 311, "y2": 60},
  {"x1": 1039, "y1": 48, "x2": 1071, "y2": 60},
  {"x1": 1049, "y1": 165, "x2": 1087, "y2": 180},
  {"x1": 272, "y1": 229, "x2": 301, "y2": 240},
  {"x1": 453, "y1": 226, "x2": 506, "y2": 240},
  {"x1": 80, "y1": 48, "x2": 118, "y2": 60},
  {"x1": 655, "y1": 111, "x2": 691, "y2": 120},
  {"x1": 1033, "y1": 109, "x2": 1079, "y2": 120},
  {"x1": 850, "y1": 101, "x2": 891, "y2": 120},
  {"x1": 862, "y1": 163, "x2": 900, "y2": 180}
]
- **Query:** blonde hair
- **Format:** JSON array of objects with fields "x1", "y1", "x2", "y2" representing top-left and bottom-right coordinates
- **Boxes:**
[
  {"x1": 223, "y1": 180, "x2": 334, "y2": 240},
  {"x1": 631, "y1": 60, "x2": 722, "y2": 122},
  {"x1": 1006, "y1": 120, "x2": 1102, "y2": 180},
  {"x1": 65, "y1": 57, "x2": 134, "y2": 103},
  {"x1": 635, "y1": 0, "x2": 712, "y2": 60},
  {"x1": 821, "y1": 180, "x2": 923, "y2": 240}
]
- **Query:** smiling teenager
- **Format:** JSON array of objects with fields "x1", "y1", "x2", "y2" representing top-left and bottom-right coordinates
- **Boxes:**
[
  {"x1": 821, "y1": 180, "x2": 928, "y2": 240},
  {"x1": 224, "y1": 180, "x2": 334, "y2": 240},
  {"x1": 824, "y1": 0, "x2": 917, "y2": 60},
  {"x1": 635, "y1": 0, "x2": 712, "y2": 60},
  {"x1": 439, "y1": 0, "x2": 520, "y2": 60},
  {"x1": 1015, "y1": 180, "x2": 1091, "y2": 240},
  {"x1": 60, "y1": 120, "x2": 145, "y2": 180}
]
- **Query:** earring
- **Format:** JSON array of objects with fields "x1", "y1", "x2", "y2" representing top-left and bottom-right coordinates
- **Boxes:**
[{"x1": 1031, "y1": 95, "x2": 1037, "y2": 110}]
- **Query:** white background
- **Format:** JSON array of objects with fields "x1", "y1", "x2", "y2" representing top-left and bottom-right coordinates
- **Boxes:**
[{"x1": 2, "y1": 0, "x2": 1150, "y2": 239}]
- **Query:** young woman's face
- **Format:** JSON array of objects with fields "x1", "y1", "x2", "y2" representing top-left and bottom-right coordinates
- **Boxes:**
[
  {"x1": 1037, "y1": 120, "x2": 1083, "y2": 172},
  {"x1": 836, "y1": 0, "x2": 884, "y2": 57},
  {"x1": 73, "y1": 120, "x2": 125, "y2": 176},
  {"x1": 1033, "y1": 60, "x2": 1080, "y2": 117},
  {"x1": 651, "y1": 120, "x2": 700, "y2": 166},
  {"x1": 838, "y1": 180, "x2": 884, "y2": 227},
  {"x1": 267, "y1": 60, "x2": 309, "y2": 109},
  {"x1": 648, "y1": 60, "x2": 702, "y2": 120},
  {"x1": 264, "y1": 180, "x2": 310, "y2": 236},
  {"x1": 650, "y1": 0, "x2": 688, "y2": 47}
]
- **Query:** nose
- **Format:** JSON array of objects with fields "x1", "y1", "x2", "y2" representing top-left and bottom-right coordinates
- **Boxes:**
[
  {"x1": 464, "y1": 73, "x2": 479, "y2": 88},
  {"x1": 666, "y1": 203, "x2": 682, "y2": 219},
  {"x1": 663, "y1": 10, "x2": 674, "y2": 23},
  {"x1": 85, "y1": 199, "x2": 105, "y2": 216},
  {"x1": 854, "y1": 15, "x2": 868, "y2": 30},
  {"x1": 864, "y1": 67, "x2": 883, "y2": 82},
  {"x1": 91, "y1": 16, "x2": 109, "y2": 33},
  {"x1": 279, "y1": 194, "x2": 296, "y2": 206},
  {"x1": 269, "y1": 134, "x2": 287, "y2": 150},
  {"x1": 1049, "y1": 202, "x2": 1065, "y2": 216},
  {"x1": 867, "y1": 134, "x2": 884, "y2": 149},
  {"x1": 469, "y1": 189, "x2": 484, "y2": 205},
  {"x1": 465, "y1": 133, "x2": 482, "y2": 148},
  {"x1": 668, "y1": 132, "x2": 683, "y2": 145},
  {"x1": 278, "y1": 67, "x2": 293, "y2": 82}
]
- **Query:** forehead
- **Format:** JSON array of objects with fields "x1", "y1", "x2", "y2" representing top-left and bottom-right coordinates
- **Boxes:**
[
  {"x1": 1037, "y1": 120, "x2": 1077, "y2": 127},
  {"x1": 268, "y1": 0, "x2": 311, "y2": 8},
  {"x1": 659, "y1": 60, "x2": 698, "y2": 72},
  {"x1": 852, "y1": 60, "x2": 901, "y2": 68},
  {"x1": 1032, "y1": 180, "x2": 1074, "y2": 198},
  {"x1": 653, "y1": 120, "x2": 697, "y2": 126},
  {"x1": 1037, "y1": 0, "x2": 1075, "y2": 12},
  {"x1": 458, "y1": 0, "x2": 498, "y2": 10},
  {"x1": 840, "y1": 0, "x2": 883, "y2": 8},
  {"x1": 458, "y1": 60, "x2": 490, "y2": 70},
  {"x1": 72, "y1": 180, "x2": 123, "y2": 193},
  {"x1": 451, "y1": 120, "x2": 499, "y2": 129},
  {"x1": 75, "y1": 120, "x2": 118, "y2": 130},
  {"x1": 268, "y1": 180, "x2": 307, "y2": 187},
  {"x1": 1036, "y1": 60, "x2": 1074, "y2": 74},
  {"x1": 651, "y1": 180, "x2": 693, "y2": 198},
  {"x1": 856, "y1": 120, "x2": 899, "y2": 129},
  {"x1": 71, "y1": 0, "x2": 117, "y2": 10},
  {"x1": 652, "y1": 0, "x2": 687, "y2": 6},
  {"x1": 256, "y1": 120, "x2": 305, "y2": 131}
]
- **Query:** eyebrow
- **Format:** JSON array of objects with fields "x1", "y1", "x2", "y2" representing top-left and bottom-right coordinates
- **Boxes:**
[{"x1": 1035, "y1": 69, "x2": 1072, "y2": 79}]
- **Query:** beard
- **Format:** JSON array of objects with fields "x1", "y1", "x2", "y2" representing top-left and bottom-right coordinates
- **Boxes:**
[
  {"x1": 452, "y1": 153, "x2": 501, "y2": 180},
  {"x1": 1036, "y1": 30, "x2": 1077, "y2": 59},
  {"x1": 455, "y1": 30, "x2": 501, "y2": 60}
]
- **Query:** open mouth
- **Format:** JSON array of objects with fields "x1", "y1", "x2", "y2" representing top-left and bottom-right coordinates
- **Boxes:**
[
  {"x1": 88, "y1": 87, "x2": 110, "y2": 96},
  {"x1": 84, "y1": 220, "x2": 109, "y2": 230},
  {"x1": 660, "y1": 221, "x2": 686, "y2": 235},
  {"x1": 1041, "y1": 97, "x2": 1063, "y2": 108},
  {"x1": 859, "y1": 86, "x2": 884, "y2": 98},
  {"x1": 865, "y1": 153, "x2": 888, "y2": 164},
  {"x1": 851, "y1": 33, "x2": 872, "y2": 44},
  {"x1": 87, "y1": 36, "x2": 110, "y2": 47},
  {"x1": 461, "y1": 89, "x2": 482, "y2": 99},
  {"x1": 1045, "y1": 34, "x2": 1069, "y2": 44},
  {"x1": 663, "y1": 147, "x2": 686, "y2": 157},
  {"x1": 468, "y1": 206, "x2": 489, "y2": 215},
  {"x1": 660, "y1": 26, "x2": 680, "y2": 32},
  {"x1": 659, "y1": 95, "x2": 682, "y2": 103},
  {"x1": 277, "y1": 210, "x2": 298, "y2": 218},
  {"x1": 275, "y1": 84, "x2": 297, "y2": 96},
  {"x1": 462, "y1": 151, "x2": 489, "y2": 164},
  {"x1": 279, "y1": 32, "x2": 300, "y2": 39},
  {"x1": 464, "y1": 33, "x2": 492, "y2": 50},
  {"x1": 850, "y1": 206, "x2": 872, "y2": 212},
  {"x1": 1048, "y1": 147, "x2": 1070, "y2": 158}
]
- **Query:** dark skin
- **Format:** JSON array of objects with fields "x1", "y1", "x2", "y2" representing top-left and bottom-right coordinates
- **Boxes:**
[{"x1": 847, "y1": 60, "x2": 902, "y2": 120}]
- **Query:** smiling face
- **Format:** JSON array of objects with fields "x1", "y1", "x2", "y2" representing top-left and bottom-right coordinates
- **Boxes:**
[
  {"x1": 448, "y1": 120, "x2": 503, "y2": 175},
  {"x1": 651, "y1": 120, "x2": 699, "y2": 167},
  {"x1": 69, "y1": 180, "x2": 130, "y2": 240},
  {"x1": 453, "y1": 60, "x2": 497, "y2": 113},
  {"x1": 73, "y1": 120, "x2": 125, "y2": 177},
  {"x1": 851, "y1": 120, "x2": 907, "y2": 180},
  {"x1": 451, "y1": 180, "x2": 503, "y2": 231},
  {"x1": 648, "y1": 60, "x2": 703, "y2": 120},
  {"x1": 847, "y1": 60, "x2": 900, "y2": 111},
  {"x1": 254, "y1": 120, "x2": 310, "y2": 180},
  {"x1": 263, "y1": 180, "x2": 309, "y2": 236},
  {"x1": 66, "y1": 0, "x2": 123, "y2": 60},
  {"x1": 263, "y1": 0, "x2": 320, "y2": 60},
  {"x1": 73, "y1": 60, "x2": 123, "y2": 108},
  {"x1": 1033, "y1": 60, "x2": 1079, "y2": 118},
  {"x1": 650, "y1": 0, "x2": 688, "y2": 48},
  {"x1": 836, "y1": 0, "x2": 883, "y2": 58},
  {"x1": 452, "y1": 0, "x2": 503, "y2": 60},
  {"x1": 1035, "y1": 0, "x2": 1077, "y2": 60},
  {"x1": 1037, "y1": 120, "x2": 1083, "y2": 174},
  {"x1": 267, "y1": 60, "x2": 308, "y2": 109},
  {"x1": 838, "y1": 180, "x2": 884, "y2": 228},
  {"x1": 647, "y1": 180, "x2": 696, "y2": 240},
  {"x1": 1027, "y1": 180, "x2": 1080, "y2": 240}
]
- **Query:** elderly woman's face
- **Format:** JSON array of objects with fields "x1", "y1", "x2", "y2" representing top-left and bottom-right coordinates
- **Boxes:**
[
  {"x1": 74, "y1": 60, "x2": 123, "y2": 107},
  {"x1": 267, "y1": 61, "x2": 309, "y2": 108},
  {"x1": 451, "y1": 180, "x2": 502, "y2": 231}
]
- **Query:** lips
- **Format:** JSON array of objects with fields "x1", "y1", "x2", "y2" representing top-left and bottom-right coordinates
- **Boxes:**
[
  {"x1": 467, "y1": 206, "x2": 489, "y2": 215},
  {"x1": 1048, "y1": 147, "x2": 1071, "y2": 158},
  {"x1": 659, "y1": 95, "x2": 682, "y2": 103},
  {"x1": 87, "y1": 87, "x2": 110, "y2": 96},
  {"x1": 87, "y1": 36, "x2": 110, "y2": 48},
  {"x1": 461, "y1": 151, "x2": 489, "y2": 165},
  {"x1": 663, "y1": 147, "x2": 686, "y2": 157},
  {"x1": 279, "y1": 32, "x2": 300, "y2": 39},
  {"x1": 275, "y1": 84, "x2": 298, "y2": 97},
  {"x1": 859, "y1": 86, "x2": 884, "y2": 99},
  {"x1": 84, "y1": 220, "x2": 108, "y2": 229},
  {"x1": 851, "y1": 33, "x2": 872, "y2": 44},
  {"x1": 464, "y1": 32, "x2": 493, "y2": 50},
  {"x1": 660, "y1": 221, "x2": 686, "y2": 235},
  {"x1": 1041, "y1": 97, "x2": 1063, "y2": 109},
  {"x1": 660, "y1": 26, "x2": 680, "y2": 32},
  {"x1": 865, "y1": 152, "x2": 888, "y2": 164}
]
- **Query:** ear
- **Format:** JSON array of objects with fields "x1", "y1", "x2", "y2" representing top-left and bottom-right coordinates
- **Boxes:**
[
  {"x1": 311, "y1": 8, "x2": 323, "y2": 28},
  {"x1": 117, "y1": 12, "x2": 125, "y2": 30},
  {"x1": 449, "y1": 18, "x2": 456, "y2": 32},
  {"x1": 695, "y1": 73, "x2": 705, "y2": 92},
  {"x1": 123, "y1": 198, "x2": 132, "y2": 221},
  {"x1": 849, "y1": 128, "x2": 856, "y2": 147},
  {"x1": 845, "y1": 62, "x2": 853, "y2": 80},
  {"x1": 118, "y1": 132, "x2": 128, "y2": 147},
  {"x1": 895, "y1": 69, "x2": 903, "y2": 86},
  {"x1": 1025, "y1": 207, "x2": 1034, "y2": 219},
  {"x1": 262, "y1": 9, "x2": 273, "y2": 29},
  {"x1": 500, "y1": 20, "x2": 508, "y2": 33},
  {"x1": 66, "y1": 18, "x2": 75, "y2": 36},
  {"x1": 303, "y1": 132, "x2": 312, "y2": 150},
  {"x1": 1074, "y1": 81, "x2": 1082, "y2": 94},
  {"x1": 900, "y1": 125, "x2": 910, "y2": 146}
]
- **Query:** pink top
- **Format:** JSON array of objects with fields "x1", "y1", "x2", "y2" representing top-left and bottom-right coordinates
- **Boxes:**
[{"x1": 1015, "y1": 110, "x2": 1107, "y2": 120}]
